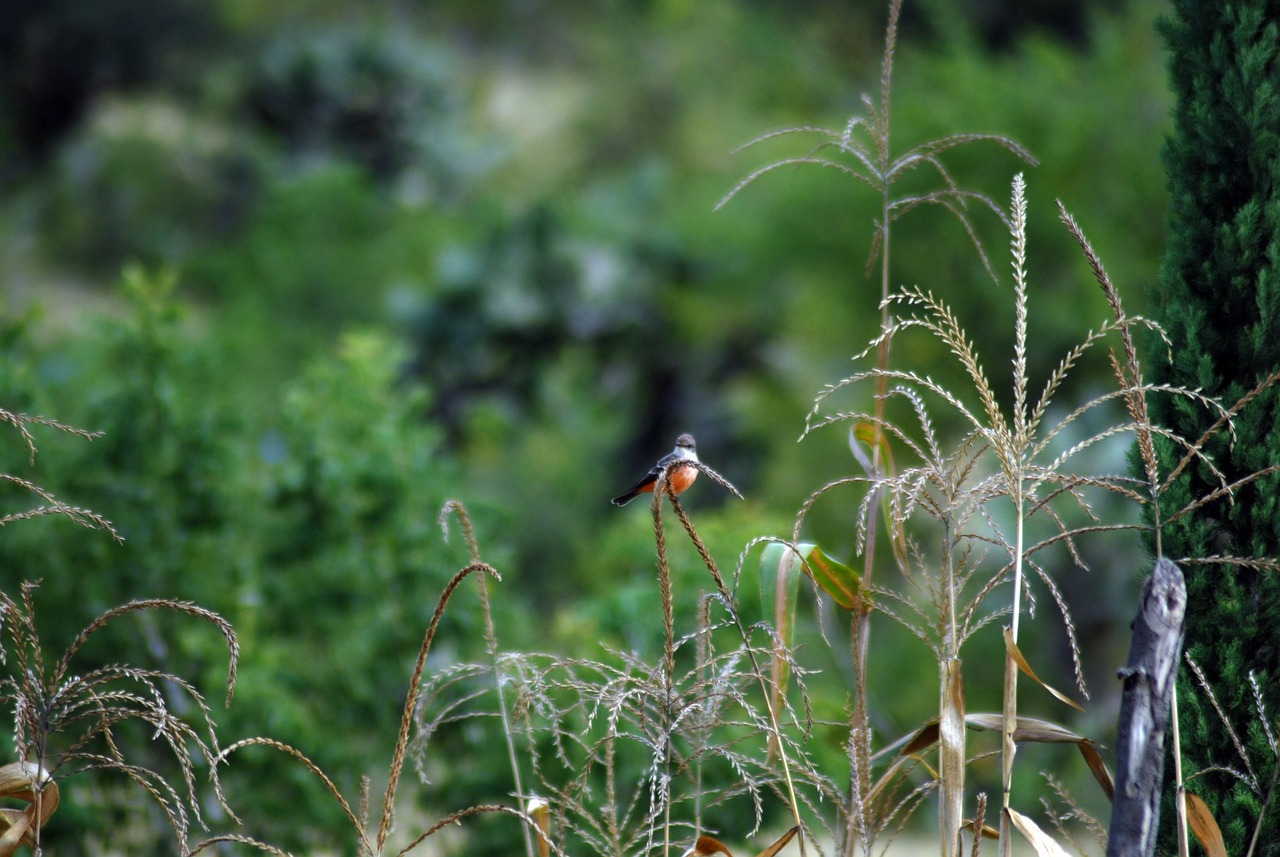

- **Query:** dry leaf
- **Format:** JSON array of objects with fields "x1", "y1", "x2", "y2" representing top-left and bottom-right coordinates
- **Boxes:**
[
  {"x1": 960, "y1": 819, "x2": 999, "y2": 840},
  {"x1": 0, "y1": 763, "x2": 58, "y2": 824},
  {"x1": 1185, "y1": 792, "x2": 1227, "y2": 857},
  {"x1": 886, "y1": 719, "x2": 940, "y2": 758},
  {"x1": 965, "y1": 712, "x2": 1080, "y2": 743},
  {"x1": 965, "y1": 712, "x2": 1112, "y2": 800},
  {"x1": 0, "y1": 809, "x2": 35, "y2": 857},
  {"x1": 1077, "y1": 739, "x2": 1114, "y2": 801},
  {"x1": 0, "y1": 762, "x2": 57, "y2": 855},
  {"x1": 1004, "y1": 628, "x2": 1084, "y2": 712},
  {"x1": 1006, "y1": 808, "x2": 1072, "y2": 857},
  {"x1": 755, "y1": 826, "x2": 799, "y2": 857}
]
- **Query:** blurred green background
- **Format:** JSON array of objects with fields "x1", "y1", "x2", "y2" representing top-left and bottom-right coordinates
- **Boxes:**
[{"x1": 0, "y1": 0, "x2": 1171, "y2": 852}]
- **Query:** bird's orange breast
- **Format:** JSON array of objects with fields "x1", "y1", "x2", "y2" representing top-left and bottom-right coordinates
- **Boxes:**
[{"x1": 667, "y1": 463, "x2": 698, "y2": 495}]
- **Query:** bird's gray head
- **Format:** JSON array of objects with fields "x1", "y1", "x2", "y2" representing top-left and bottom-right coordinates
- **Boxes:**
[{"x1": 675, "y1": 433, "x2": 696, "y2": 452}]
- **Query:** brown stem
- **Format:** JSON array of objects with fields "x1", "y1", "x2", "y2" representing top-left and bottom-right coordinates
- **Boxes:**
[{"x1": 378, "y1": 563, "x2": 498, "y2": 853}]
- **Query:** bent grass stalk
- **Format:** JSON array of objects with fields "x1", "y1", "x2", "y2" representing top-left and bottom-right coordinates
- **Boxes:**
[
  {"x1": 199, "y1": 561, "x2": 550, "y2": 857},
  {"x1": 650, "y1": 463, "x2": 806, "y2": 855},
  {"x1": 439, "y1": 500, "x2": 534, "y2": 857}
]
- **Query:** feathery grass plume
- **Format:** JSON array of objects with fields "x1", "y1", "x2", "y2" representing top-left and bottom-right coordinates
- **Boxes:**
[
  {"x1": 1054, "y1": 202, "x2": 1280, "y2": 562},
  {"x1": 793, "y1": 175, "x2": 1242, "y2": 855},
  {"x1": 1058, "y1": 195, "x2": 1280, "y2": 855},
  {"x1": 318, "y1": 178, "x2": 1280, "y2": 857},
  {"x1": 0, "y1": 401, "x2": 242, "y2": 853},
  {"x1": 0, "y1": 407, "x2": 121, "y2": 539},
  {"x1": 653, "y1": 462, "x2": 810, "y2": 853},
  {"x1": 0, "y1": 584, "x2": 238, "y2": 855},
  {"x1": 715, "y1": 0, "x2": 1033, "y2": 288},
  {"x1": 379, "y1": 564, "x2": 503, "y2": 851},
  {"x1": 646, "y1": 468, "x2": 683, "y2": 857},
  {"x1": 407, "y1": 475, "x2": 836, "y2": 857},
  {"x1": 719, "y1": 5, "x2": 1032, "y2": 853},
  {"x1": 479, "y1": 630, "x2": 818, "y2": 857},
  {"x1": 203, "y1": 562, "x2": 558, "y2": 857}
]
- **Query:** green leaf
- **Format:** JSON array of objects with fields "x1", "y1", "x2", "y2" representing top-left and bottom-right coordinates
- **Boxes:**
[
  {"x1": 759, "y1": 542, "x2": 807, "y2": 639},
  {"x1": 804, "y1": 544, "x2": 868, "y2": 611},
  {"x1": 759, "y1": 542, "x2": 806, "y2": 758}
]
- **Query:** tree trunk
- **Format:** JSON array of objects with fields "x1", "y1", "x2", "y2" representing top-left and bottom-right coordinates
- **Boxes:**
[{"x1": 1105, "y1": 558, "x2": 1186, "y2": 857}]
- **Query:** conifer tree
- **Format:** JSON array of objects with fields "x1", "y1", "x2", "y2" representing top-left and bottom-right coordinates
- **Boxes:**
[{"x1": 1151, "y1": 2, "x2": 1280, "y2": 853}]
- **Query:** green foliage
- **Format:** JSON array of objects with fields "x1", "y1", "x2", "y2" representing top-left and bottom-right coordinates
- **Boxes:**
[
  {"x1": 241, "y1": 28, "x2": 480, "y2": 189},
  {"x1": 191, "y1": 165, "x2": 395, "y2": 343},
  {"x1": 0, "y1": 267, "x2": 242, "y2": 626},
  {"x1": 1152, "y1": 1, "x2": 1280, "y2": 852},
  {"x1": 10, "y1": 0, "x2": 1178, "y2": 540},
  {"x1": 0, "y1": 0, "x2": 1209, "y2": 851},
  {"x1": 0, "y1": 270, "x2": 522, "y2": 851},
  {"x1": 38, "y1": 100, "x2": 264, "y2": 272}
]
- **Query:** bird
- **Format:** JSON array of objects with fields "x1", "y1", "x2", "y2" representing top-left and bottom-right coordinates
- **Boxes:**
[{"x1": 611, "y1": 433, "x2": 698, "y2": 506}]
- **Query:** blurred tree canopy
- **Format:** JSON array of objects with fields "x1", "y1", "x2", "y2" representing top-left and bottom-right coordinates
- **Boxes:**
[{"x1": 0, "y1": 0, "x2": 1174, "y2": 851}]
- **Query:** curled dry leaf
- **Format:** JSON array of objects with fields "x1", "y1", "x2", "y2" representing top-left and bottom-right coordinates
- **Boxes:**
[
  {"x1": 0, "y1": 763, "x2": 58, "y2": 824},
  {"x1": 0, "y1": 762, "x2": 58, "y2": 856},
  {"x1": 0, "y1": 809, "x2": 35, "y2": 857}
]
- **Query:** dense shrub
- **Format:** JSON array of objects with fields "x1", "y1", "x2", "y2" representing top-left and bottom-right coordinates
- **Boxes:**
[
  {"x1": 242, "y1": 28, "x2": 480, "y2": 193},
  {"x1": 38, "y1": 99, "x2": 265, "y2": 272},
  {"x1": 0, "y1": 270, "x2": 519, "y2": 851}
]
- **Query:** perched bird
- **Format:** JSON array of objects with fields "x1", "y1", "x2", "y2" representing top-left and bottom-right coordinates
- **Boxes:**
[{"x1": 611, "y1": 433, "x2": 698, "y2": 506}]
